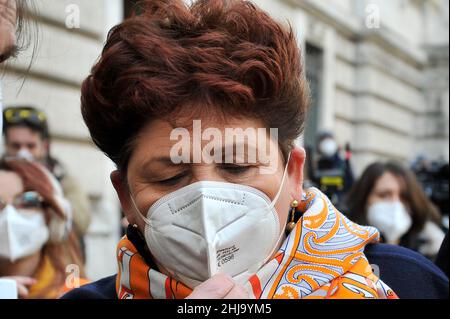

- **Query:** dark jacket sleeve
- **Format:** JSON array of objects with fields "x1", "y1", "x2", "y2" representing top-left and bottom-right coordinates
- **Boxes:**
[
  {"x1": 61, "y1": 275, "x2": 118, "y2": 299},
  {"x1": 435, "y1": 232, "x2": 449, "y2": 278},
  {"x1": 365, "y1": 243, "x2": 449, "y2": 299}
]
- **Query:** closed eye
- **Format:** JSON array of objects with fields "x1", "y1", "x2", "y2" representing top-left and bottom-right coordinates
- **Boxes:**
[
  {"x1": 220, "y1": 164, "x2": 252, "y2": 175},
  {"x1": 156, "y1": 172, "x2": 188, "y2": 186}
]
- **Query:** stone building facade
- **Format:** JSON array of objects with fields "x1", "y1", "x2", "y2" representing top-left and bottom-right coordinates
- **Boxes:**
[{"x1": 253, "y1": 0, "x2": 449, "y2": 174}]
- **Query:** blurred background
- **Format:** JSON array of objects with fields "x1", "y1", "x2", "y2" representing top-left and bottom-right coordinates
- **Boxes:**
[{"x1": 1, "y1": 0, "x2": 448, "y2": 280}]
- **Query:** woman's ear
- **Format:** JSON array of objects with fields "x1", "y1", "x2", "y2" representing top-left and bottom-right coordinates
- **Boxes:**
[
  {"x1": 287, "y1": 147, "x2": 306, "y2": 199},
  {"x1": 111, "y1": 170, "x2": 135, "y2": 223}
]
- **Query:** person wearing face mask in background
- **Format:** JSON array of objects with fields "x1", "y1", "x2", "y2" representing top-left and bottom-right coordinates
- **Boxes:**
[
  {"x1": 307, "y1": 131, "x2": 354, "y2": 210},
  {"x1": 346, "y1": 161, "x2": 446, "y2": 260},
  {"x1": 0, "y1": 160, "x2": 89, "y2": 298},
  {"x1": 2, "y1": 106, "x2": 92, "y2": 262}
]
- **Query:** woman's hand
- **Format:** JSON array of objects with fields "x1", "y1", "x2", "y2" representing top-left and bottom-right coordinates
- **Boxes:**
[
  {"x1": 2, "y1": 276, "x2": 37, "y2": 299},
  {"x1": 186, "y1": 274, "x2": 249, "y2": 299}
]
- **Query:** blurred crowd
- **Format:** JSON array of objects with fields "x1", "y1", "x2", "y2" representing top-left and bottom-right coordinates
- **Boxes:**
[{"x1": 306, "y1": 133, "x2": 448, "y2": 261}]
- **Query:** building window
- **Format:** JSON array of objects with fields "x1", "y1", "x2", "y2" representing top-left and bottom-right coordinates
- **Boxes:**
[{"x1": 304, "y1": 43, "x2": 324, "y2": 154}]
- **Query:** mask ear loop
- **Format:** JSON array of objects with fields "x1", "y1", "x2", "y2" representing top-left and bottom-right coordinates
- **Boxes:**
[
  {"x1": 249, "y1": 151, "x2": 293, "y2": 273},
  {"x1": 129, "y1": 193, "x2": 152, "y2": 226},
  {"x1": 268, "y1": 151, "x2": 291, "y2": 210}
]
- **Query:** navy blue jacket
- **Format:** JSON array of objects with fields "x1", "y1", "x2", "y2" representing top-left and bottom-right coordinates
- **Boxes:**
[{"x1": 62, "y1": 243, "x2": 449, "y2": 299}]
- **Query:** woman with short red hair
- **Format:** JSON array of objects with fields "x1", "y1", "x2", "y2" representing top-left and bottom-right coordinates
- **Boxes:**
[{"x1": 63, "y1": 0, "x2": 448, "y2": 299}]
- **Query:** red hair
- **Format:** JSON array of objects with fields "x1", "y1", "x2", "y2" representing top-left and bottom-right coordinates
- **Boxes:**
[{"x1": 81, "y1": 0, "x2": 309, "y2": 171}]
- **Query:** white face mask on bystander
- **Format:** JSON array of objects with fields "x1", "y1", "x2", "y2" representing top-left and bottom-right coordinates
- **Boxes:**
[
  {"x1": 319, "y1": 138, "x2": 338, "y2": 157},
  {"x1": 367, "y1": 201, "x2": 412, "y2": 244},
  {"x1": 0, "y1": 205, "x2": 49, "y2": 262}
]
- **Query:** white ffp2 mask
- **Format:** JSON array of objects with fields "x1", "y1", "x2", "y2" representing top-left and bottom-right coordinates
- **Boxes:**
[
  {"x1": 0, "y1": 205, "x2": 49, "y2": 262},
  {"x1": 319, "y1": 138, "x2": 338, "y2": 157},
  {"x1": 367, "y1": 201, "x2": 412, "y2": 244},
  {"x1": 131, "y1": 157, "x2": 290, "y2": 289}
]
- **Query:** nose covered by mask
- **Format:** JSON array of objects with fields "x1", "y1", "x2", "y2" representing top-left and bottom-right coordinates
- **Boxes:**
[
  {"x1": 0, "y1": 205, "x2": 49, "y2": 262},
  {"x1": 131, "y1": 156, "x2": 291, "y2": 289},
  {"x1": 367, "y1": 201, "x2": 412, "y2": 244}
]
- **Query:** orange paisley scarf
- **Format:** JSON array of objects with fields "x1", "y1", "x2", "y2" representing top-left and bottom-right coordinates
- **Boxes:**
[{"x1": 115, "y1": 188, "x2": 398, "y2": 299}]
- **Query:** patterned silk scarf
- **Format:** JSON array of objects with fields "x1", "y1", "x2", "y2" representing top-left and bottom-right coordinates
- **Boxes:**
[{"x1": 116, "y1": 188, "x2": 398, "y2": 299}]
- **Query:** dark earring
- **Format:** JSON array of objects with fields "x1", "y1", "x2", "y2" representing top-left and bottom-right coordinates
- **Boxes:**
[
  {"x1": 129, "y1": 223, "x2": 147, "y2": 248},
  {"x1": 285, "y1": 200, "x2": 299, "y2": 234},
  {"x1": 131, "y1": 224, "x2": 143, "y2": 239}
]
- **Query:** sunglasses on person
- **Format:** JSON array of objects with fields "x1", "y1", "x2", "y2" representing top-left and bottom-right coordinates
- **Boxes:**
[
  {"x1": 0, "y1": 192, "x2": 44, "y2": 211},
  {"x1": 3, "y1": 107, "x2": 47, "y2": 127}
]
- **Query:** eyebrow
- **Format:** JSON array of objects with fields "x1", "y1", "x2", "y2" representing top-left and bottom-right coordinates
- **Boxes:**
[
  {"x1": 138, "y1": 141, "x2": 264, "y2": 173},
  {"x1": 152, "y1": 156, "x2": 179, "y2": 164},
  {"x1": 139, "y1": 156, "x2": 183, "y2": 176},
  {"x1": 220, "y1": 143, "x2": 262, "y2": 163},
  {"x1": 0, "y1": 45, "x2": 19, "y2": 63},
  {"x1": 153, "y1": 143, "x2": 262, "y2": 163}
]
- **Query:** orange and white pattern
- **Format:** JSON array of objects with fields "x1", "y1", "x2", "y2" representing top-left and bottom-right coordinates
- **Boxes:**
[{"x1": 115, "y1": 188, "x2": 398, "y2": 299}]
